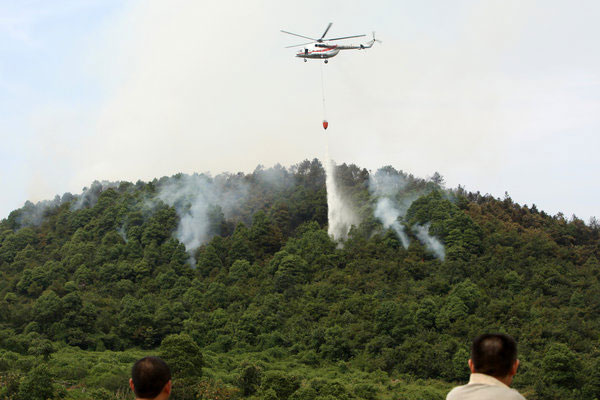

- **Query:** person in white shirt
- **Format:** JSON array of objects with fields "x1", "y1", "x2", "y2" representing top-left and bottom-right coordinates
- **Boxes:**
[{"x1": 446, "y1": 333, "x2": 526, "y2": 400}]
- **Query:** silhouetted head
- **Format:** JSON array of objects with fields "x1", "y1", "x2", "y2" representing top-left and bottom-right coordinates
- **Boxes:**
[
  {"x1": 130, "y1": 356, "x2": 172, "y2": 399},
  {"x1": 470, "y1": 333, "x2": 518, "y2": 378}
]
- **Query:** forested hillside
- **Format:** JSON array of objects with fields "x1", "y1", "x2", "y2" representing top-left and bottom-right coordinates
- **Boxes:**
[{"x1": 1, "y1": 160, "x2": 599, "y2": 400}]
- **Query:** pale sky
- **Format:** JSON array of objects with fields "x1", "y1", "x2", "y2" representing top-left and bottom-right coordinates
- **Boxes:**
[{"x1": 1, "y1": 0, "x2": 599, "y2": 221}]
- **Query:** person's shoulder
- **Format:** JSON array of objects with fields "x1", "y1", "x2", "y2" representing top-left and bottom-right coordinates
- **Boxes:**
[
  {"x1": 445, "y1": 384, "x2": 526, "y2": 400},
  {"x1": 445, "y1": 384, "x2": 466, "y2": 400},
  {"x1": 507, "y1": 387, "x2": 526, "y2": 400},
  {"x1": 483, "y1": 385, "x2": 526, "y2": 400},
  {"x1": 493, "y1": 385, "x2": 525, "y2": 400}
]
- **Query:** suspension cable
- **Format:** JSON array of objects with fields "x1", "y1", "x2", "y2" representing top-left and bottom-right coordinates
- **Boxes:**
[{"x1": 320, "y1": 62, "x2": 327, "y2": 121}]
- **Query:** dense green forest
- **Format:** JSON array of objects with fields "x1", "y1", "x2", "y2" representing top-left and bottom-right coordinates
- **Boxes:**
[{"x1": 1, "y1": 160, "x2": 599, "y2": 400}]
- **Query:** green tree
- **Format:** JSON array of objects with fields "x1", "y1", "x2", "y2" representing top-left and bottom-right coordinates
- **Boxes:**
[
  {"x1": 261, "y1": 371, "x2": 300, "y2": 400},
  {"x1": 27, "y1": 338, "x2": 55, "y2": 361},
  {"x1": 273, "y1": 253, "x2": 308, "y2": 293},
  {"x1": 414, "y1": 297, "x2": 438, "y2": 329},
  {"x1": 542, "y1": 343, "x2": 579, "y2": 389},
  {"x1": 229, "y1": 259, "x2": 252, "y2": 283},
  {"x1": 229, "y1": 223, "x2": 254, "y2": 264},
  {"x1": 249, "y1": 211, "x2": 282, "y2": 258},
  {"x1": 451, "y1": 348, "x2": 470, "y2": 381},
  {"x1": 436, "y1": 295, "x2": 468, "y2": 329},
  {"x1": 18, "y1": 364, "x2": 57, "y2": 400},
  {"x1": 236, "y1": 362, "x2": 262, "y2": 396},
  {"x1": 160, "y1": 333, "x2": 203, "y2": 378},
  {"x1": 196, "y1": 245, "x2": 223, "y2": 276},
  {"x1": 32, "y1": 290, "x2": 62, "y2": 326}
]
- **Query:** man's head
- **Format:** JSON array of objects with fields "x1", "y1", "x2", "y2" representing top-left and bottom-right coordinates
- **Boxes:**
[
  {"x1": 130, "y1": 356, "x2": 172, "y2": 400},
  {"x1": 468, "y1": 333, "x2": 519, "y2": 384}
]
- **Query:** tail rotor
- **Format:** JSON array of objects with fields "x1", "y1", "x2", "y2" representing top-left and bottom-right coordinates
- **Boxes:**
[{"x1": 372, "y1": 32, "x2": 382, "y2": 44}]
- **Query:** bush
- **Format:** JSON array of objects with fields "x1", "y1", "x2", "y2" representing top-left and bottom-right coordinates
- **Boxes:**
[
  {"x1": 195, "y1": 378, "x2": 240, "y2": 400},
  {"x1": 160, "y1": 333, "x2": 203, "y2": 378},
  {"x1": 261, "y1": 371, "x2": 300, "y2": 400},
  {"x1": 17, "y1": 364, "x2": 57, "y2": 400},
  {"x1": 84, "y1": 362, "x2": 129, "y2": 392},
  {"x1": 237, "y1": 362, "x2": 262, "y2": 396},
  {"x1": 353, "y1": 383, "x2": 378, "y2": 400},
  {"x1": 0, "y1": 372, "x2": 22, "y2": 399},
  {"x1": 0, "y1": 351, "x2": 19, "y2": 372},
  {"x1": 309, "y1": 379, "x2": 350, "y2": 400}
]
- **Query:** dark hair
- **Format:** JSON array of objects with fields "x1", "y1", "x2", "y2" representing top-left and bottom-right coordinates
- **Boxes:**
[
  {"x1": 471, "y1": 333, "x2": 517, "y2": 377},
  {"x1": 131, "y1": 356, "x2": 171, "y2": 398}
]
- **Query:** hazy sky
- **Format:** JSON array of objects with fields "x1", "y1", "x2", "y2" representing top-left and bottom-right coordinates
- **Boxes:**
[{"x1": 1, "y1": 0, "x2": 599, "y2": 221}]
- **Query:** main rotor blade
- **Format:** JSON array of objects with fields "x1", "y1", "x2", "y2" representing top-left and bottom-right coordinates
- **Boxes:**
[
  {"x1": 326, "y1": 34, "x2": 366, "y2": 41},
  {"x1": 285, "y1": 42, "x2": 314, "y2": 48},
  {"x1": 319, "y1": 22, "x2": 333, "y2": 41},
  {"x1": 280, "y1": 30, "x2": 317, "y2": 42}
]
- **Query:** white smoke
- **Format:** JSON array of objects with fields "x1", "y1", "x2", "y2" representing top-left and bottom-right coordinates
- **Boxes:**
[
  {"x1": 368, "y1": 168, "x2": 447, "y2": 259},
  {"x1": 413, "y1": 223, "x2": 445, "y2": 261},
  {"x1": 72, "y1": 181, "x2": 120, "y2": 210},
  {"x1": 324, "y1": 153, "x2": 360, "y2": 241},
  {"x1": 369, "y1": 168, "x2": 411, "y2": 248},
  {"x1": 370, "y1": 170, "x2": 407, "y2": 197},
  {"x1": 155, "y1": 173, "x2": 248, "y2": 262},
  {"x1": 117, "y1": 225, "x2": 128, "y2": 243},
  {"x1": 373, "y1": 198, "x2": 410, "y2": 248},
  {"x1": 253, "y1": 164, "x2": 294, "y2": 189},
  {"x1": 12, "y1": 180, "x2": 119, "y2": 228},
  {"x1": 15, "y1": 196, "x2": 66, "y2": 227}
]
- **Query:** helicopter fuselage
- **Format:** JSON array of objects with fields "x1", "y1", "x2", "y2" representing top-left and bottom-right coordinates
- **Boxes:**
[{"x1": 296, "y1": 45, "x2": 340, "y2": 59}]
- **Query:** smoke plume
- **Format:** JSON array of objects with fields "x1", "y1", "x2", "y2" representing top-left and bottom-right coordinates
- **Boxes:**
[
  {"x1": 15, "y1": 196, "x2": 66, "y2": 227},
  {"x1": 373, "y1": 198, "x2": 410, "y2": 248},
  {"x1": 253, "y1": 164, "x2": 295, "y2": 189},
  {"x1": 12, "y1": 180, "x2": 119, "y2": 228},
  {"x1": 369, "y1": 168, "x2": 411, "y2": 248},
  {"x1": 72, "y1": 181, "x2": 120, "y2": 210},
  {"x1": 117, "y1": 225, "x2": 128, "y2": 243},
  {"x1": 413, "y1": 223, "x2": 446, "y2": 261},
  {"x1": 155, "y1": 173, "x2": 248, "y2": 262}
]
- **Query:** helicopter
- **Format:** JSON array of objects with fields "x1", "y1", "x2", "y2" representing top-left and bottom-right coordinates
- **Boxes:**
[{"x1": 281, "y1": 23, "x2": 380, "y2": 63}]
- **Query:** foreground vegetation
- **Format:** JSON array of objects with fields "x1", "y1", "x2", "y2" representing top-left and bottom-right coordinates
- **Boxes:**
[
  {"x1": 1, "y1": 160, "x2": 599, "y2": 399},
  {"x1": 1, "y1": 344, "x2": 454, "y2": 400}
]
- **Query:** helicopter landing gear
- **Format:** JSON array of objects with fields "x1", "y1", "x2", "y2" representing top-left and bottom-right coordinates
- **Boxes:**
[{"x1": 324, "y1": 59, "x2": 328, "y2": 64}]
